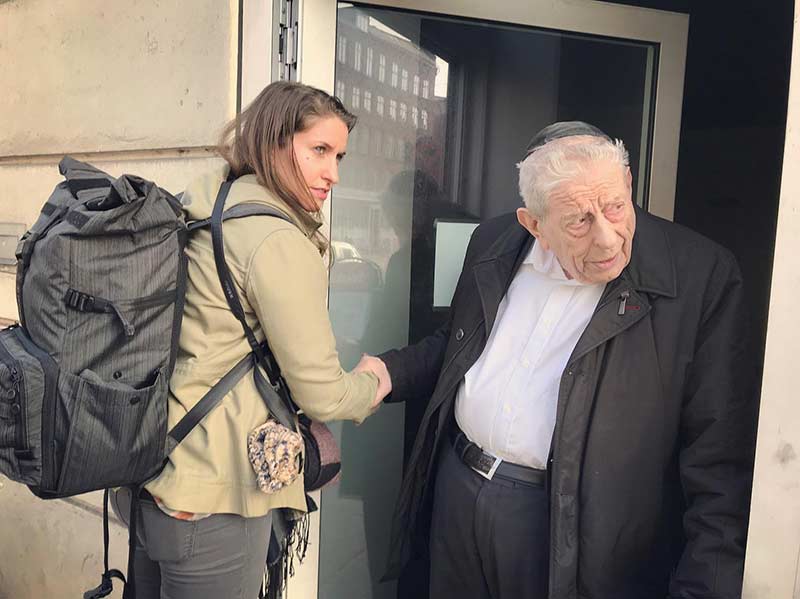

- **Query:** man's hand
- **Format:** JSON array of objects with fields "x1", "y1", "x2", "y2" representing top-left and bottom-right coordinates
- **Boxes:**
[{"x1": 354, "y1": 354, "x2": 392, "y2": 407}]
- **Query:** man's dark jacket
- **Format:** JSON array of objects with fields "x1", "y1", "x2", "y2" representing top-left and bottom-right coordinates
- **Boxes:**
[{"x1": 380, "y1": 207, "x2": 754, "y2": 599}]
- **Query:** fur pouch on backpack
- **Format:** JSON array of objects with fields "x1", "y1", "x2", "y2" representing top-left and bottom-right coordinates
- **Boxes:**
[
  {"x1": 246, "y1": 415, "x2": 342, "y2": 495},
  {"x1": 247, "y1": 420, "x2": 304, "y2": 494}
]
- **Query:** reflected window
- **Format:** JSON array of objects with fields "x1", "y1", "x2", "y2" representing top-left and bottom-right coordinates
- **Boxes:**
[
  {"x1": 335, "y1": 80, "x2": 345, "y2": 100},
  {"x1": 413, "y1": 74, "x2": 420, "y2": 95},
  {"x1": 422, "y1": 79, "x2": 430, "y2": 98},
  {"x1": 376, "y1": 95, "x2": 384, "y2": 116},
  {"x1": 421, "y1": 109, "x2": 428, "y2": 130},
  {"x1": 337, "y1": 35, "x2": 347, "y2": 63},
  {"x1": 352, "y1": 87, "x2": 360, "y2": 109},
  {"x1": 379, "y1": 54, "x2": 386, "y2": 82},
  {"x1": 411, "y1": 105, "x2": 418, "y2": 128},
  {"x1": 366, "y1": 47, "x2": 373, "y2": 77},
  {"x1": 401, "y1": 69, "x2": 409, "y2": 91},
  {"x1": 355, "y1": 42, "x2": 362, "y2": 71},
  {"x1": 385, "y1": 134, "x2": 394, "y2": 159},
  {"x1": 389, "y1": 99, "x2": 397, "y2": 120},
  {"x1": 356, "y1": 13, "x2": 369, "y2": 32},
  {"x1": 400, "y1": 102, "x2": 407, "y2": 122},
  {"x1": 391, "y1": 62, "x2": 398, "y2": 87},
  {"x1": 364, "y1": 90, "x2": 372, "y2": 112}
]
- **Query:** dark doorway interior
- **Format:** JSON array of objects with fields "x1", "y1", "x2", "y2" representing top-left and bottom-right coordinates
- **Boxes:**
[{"x1": 606, "y1": 0, "x2": 793, "y2": 408}]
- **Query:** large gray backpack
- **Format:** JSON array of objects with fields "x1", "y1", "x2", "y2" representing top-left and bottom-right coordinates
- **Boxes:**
[
  {"x1": 1, "y1": 155, "x2": 297, "y2": 496},
  {"x1": 0, "y1": 157, "x2": 297, "y2": 598},
  {"x1": 1, "y1": 157, "x2": 189, "y2": 498}
]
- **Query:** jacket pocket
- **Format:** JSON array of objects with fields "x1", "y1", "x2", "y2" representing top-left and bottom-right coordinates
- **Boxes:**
[{"x1": 55, "y1": 368, "x2": 167, "y2": 496}]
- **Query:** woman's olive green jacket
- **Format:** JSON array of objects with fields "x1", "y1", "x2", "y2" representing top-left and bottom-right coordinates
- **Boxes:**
[{"x1": 147, "y1": 165, "x2": 378, "y2": 516}]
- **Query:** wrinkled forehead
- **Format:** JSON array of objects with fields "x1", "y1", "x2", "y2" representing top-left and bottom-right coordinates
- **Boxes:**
[{"x1": 549, "y1": 160, "x2": 631, "y2": 203}]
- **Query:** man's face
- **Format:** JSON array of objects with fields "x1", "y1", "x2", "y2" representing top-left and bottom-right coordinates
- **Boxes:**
[{"x1": 517, "y1": 159, "x2": 636, "y2": 284}]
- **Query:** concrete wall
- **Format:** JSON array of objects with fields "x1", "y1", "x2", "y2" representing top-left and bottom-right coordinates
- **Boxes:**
[
  {"x1": 0, "y1": 1, "x2": 238, "y2": 597},
  {"x1": 742, "y1": 7, "x2": 800, "y2": 599}
]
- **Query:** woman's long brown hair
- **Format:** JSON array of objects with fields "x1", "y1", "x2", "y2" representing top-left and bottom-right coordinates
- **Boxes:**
[{"x1": 217, "y1": 81, "x2": 356, "y2": 229}]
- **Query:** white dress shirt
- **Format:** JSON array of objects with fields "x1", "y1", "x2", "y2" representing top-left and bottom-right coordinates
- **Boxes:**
[{"x1": 454, "y1": 241, "x2": 605, "y2": 469}]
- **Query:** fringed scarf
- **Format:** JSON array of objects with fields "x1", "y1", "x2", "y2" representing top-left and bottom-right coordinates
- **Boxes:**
[{"x1": 259, "y1": 496, "x2": 317, "y2": 599}]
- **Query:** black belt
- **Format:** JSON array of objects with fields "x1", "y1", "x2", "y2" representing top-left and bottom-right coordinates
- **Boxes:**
[{"x1": 450, "y1": 425, "x2": 546, "y2": 486}]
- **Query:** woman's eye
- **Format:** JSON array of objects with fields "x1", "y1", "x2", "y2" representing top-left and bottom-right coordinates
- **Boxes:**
[{"x1": 314, "y1": 146, "x2": 326, "y2": 155}]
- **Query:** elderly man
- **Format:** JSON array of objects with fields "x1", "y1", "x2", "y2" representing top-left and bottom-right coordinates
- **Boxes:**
[{"x1": 359, "y1": 122, "x2": 753, "y2": 599}]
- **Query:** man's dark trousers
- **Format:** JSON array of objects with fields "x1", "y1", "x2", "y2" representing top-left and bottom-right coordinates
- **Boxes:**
[{"x1": 429, "y1": 440, "x2": 549, "y2": 599}]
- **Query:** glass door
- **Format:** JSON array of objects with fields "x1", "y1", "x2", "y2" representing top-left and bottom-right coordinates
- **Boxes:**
[{"x1": 292, "y1": 2, "x2": 688, "y2": 598}]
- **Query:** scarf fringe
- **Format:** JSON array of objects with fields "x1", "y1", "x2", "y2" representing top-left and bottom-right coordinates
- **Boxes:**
[{"x1": 259, "y1": 509, "x2": 311, "y2": 599}]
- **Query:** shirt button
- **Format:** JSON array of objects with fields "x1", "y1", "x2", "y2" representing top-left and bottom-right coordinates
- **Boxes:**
[{"x1": 455, "y1": 328, "x2": 464, "y2": 341}]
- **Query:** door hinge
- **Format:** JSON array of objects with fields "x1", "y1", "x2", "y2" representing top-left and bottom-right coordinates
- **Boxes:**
[{"x1": 276, "y1": 0, "x2": 299, "y2": 81}]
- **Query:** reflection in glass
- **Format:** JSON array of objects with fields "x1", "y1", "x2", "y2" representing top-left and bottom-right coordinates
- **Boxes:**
[{"x1": 324, "y1": 4, "x2": 656, "y2": 598}]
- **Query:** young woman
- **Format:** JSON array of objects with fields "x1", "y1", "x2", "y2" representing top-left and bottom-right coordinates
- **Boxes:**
[{"x1": 113, "y1": 81, "x2": 389, "y2": 599}]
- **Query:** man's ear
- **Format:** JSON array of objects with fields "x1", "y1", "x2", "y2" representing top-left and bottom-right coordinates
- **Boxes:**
[
  {"x1": 516, "y1": 207, "x2": 548, "y2": 249},
  {"x1": 625, "y1": 166, "x2": 633, "y2": 189}
]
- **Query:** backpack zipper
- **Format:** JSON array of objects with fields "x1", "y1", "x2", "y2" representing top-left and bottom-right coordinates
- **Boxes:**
[
  {"x1": 11, "y1": 327, "x2": 59, "y2": 492},
  {"x1": 0, "y1": 336, "x2": 29, "y2": 458}
]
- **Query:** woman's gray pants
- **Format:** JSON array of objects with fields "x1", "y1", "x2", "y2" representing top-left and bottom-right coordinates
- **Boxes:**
[{"x1": 111, "y1": 487, "x2": 272, "y2": 599}]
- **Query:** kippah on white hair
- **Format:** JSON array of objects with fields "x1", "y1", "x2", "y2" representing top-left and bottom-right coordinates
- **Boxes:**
[{"x1": 516, "y1": 136, "x2": 630, "y2": 217}]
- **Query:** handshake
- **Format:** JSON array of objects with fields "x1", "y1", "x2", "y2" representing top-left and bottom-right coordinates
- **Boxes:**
[{"x1": 353, "y1": 354, "x2": 392, "y2": 408}]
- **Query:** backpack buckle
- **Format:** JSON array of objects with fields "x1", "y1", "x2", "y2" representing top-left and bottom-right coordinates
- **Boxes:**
[{"x1": 65, "y1": 288, "x2": 95, "y2": 312}]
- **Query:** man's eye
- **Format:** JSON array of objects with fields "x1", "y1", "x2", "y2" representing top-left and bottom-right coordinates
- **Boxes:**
[{"x1": 568, "y1": 217, "x2": 589, "y2": 232}]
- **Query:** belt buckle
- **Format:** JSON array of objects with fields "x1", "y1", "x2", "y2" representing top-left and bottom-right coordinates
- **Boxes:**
[{"x1": 472, "y1": 452, "x2": 502, "y2": 481}]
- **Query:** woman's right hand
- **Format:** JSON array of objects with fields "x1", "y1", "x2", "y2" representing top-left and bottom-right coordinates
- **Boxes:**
[{"x1": 354, "y1": 354, "x2": 392, "y2": 407}]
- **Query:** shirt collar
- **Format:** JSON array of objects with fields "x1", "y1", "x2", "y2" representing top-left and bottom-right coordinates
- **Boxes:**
[{"x1": 524, "y1": 240, "x2": 599, "y2": 287}]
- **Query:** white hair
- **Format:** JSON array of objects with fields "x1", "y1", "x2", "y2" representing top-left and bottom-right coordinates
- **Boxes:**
[{"x1": 516, "y1": 136, "x2": 630, "y2": 217}]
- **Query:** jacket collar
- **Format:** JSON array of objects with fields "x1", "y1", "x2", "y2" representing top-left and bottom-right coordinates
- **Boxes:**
[
  {"x1": 183, "y1": 165, "x2": 326, "y2": 252},
  {"x1": 472, "y1": 219, "x2": 534, "y2": 336},
  {"x1": 622, "y1": 205, "x2": 677, "y2": 299},
  {"x1": 228, "y1": 174, "x2": 324, "y2": 242},
  {"x1": 471, "y1": 206, "x2": 677, "y2": 334}
]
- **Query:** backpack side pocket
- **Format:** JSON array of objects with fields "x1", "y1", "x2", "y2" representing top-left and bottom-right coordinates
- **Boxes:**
[
  {"x1": 0, "y1": 326, "x2": 48, "y2": 488},
  {"x1": 55, "y1": 368, "x2": 168, "y2": 496}
]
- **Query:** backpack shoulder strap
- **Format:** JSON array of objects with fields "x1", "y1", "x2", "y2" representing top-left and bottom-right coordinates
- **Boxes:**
[
  {"x1": 208, "y1": 183, "x2": 298, "y2": 430},
  {"x1": 166, "y1": 352, "x2": 255, "y2": 454},
  {"x1": 187, "y1": 203, "x2": 293, "y2": 231}
]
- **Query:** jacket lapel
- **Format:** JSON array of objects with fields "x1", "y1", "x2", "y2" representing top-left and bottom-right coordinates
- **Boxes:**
[
  {"x1": 569, "y1": 275, "x2": 650, "y2": 363},
  {"x1": 472, "y1": 222, "x2": 534, "y2": 338}
]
